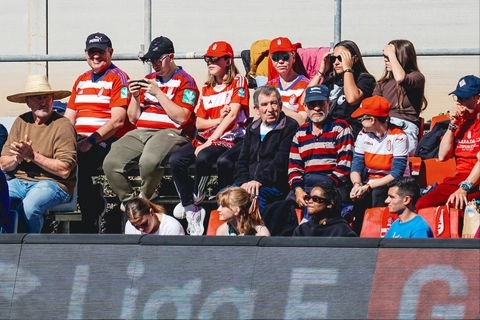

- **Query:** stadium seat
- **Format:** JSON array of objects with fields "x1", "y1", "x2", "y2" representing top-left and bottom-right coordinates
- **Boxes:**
[
  {"x1": 430, "y1": 114, "x2": 450, "y2": 130},
  {"x1": 206, "y1": 209, "x2": 222, "y2": 236},
  {"x1": 417, "y1": 158, "x2": 456, "y2": 188},
  {"x1": 418, "y1": 205, "x2": 462, "y2": 238},
  {"x1": 360, "y1": 207, "x2": 398, "y2": 238}
]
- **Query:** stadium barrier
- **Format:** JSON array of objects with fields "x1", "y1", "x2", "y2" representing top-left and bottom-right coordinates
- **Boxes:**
[{"x1": 0, "y1": 235, "x2": 478, "y2": 319}]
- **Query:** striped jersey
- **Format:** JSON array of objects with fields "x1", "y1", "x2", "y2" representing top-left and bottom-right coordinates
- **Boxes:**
[
  {"x1": 196, "y1": 74, "x2": 250, "y2": 140},
  {"x1": 267, "y1": 75, "x2": 309, "y2": 112},
  {"x1": 67, "y1": 64, "x2": 134, "y2": 138},
  {"x1": 137, "y1": 67, "x2": 199, "y2": 137},
  {"x1": 354, "y1": 126, "x2": 410, "y2": 181},
  {"x1": 288, "y1": 118, "x2": 354, "y2": 189}
]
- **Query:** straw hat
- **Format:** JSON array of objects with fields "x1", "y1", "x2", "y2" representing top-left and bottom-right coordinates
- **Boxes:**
[{"x1": 6, "y1": 74, "x2": 71, "y2": 103}]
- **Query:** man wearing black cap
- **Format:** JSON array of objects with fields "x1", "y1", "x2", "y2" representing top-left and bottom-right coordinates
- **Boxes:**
[
  {"x1": 288, "y1": 84, "x2": 354, "y2": 221},
  {"x1": 65, "y1": 32, "x2": 134, "y2": 233},
  {"x1": 416, "y1": 75, "x2": 480, "y2": 210},
  {"x1": 103, "y1": 36, "x2": 199, "y2": 219}
]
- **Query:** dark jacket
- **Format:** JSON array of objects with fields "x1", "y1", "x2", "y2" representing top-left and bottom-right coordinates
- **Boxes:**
[
  {"x1": 234, "y1": 112, "x2": 299, "y2": 194},
  {"x1": 293, "y1": 217, "x2": 357, "y2": 237}
]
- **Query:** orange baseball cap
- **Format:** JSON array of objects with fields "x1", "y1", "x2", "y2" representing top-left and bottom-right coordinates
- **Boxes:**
[
  {"x1": 204, "y1": 41, "x2": 234, "y2": 57},
  {"x1": 351, "y1": 96, "x2": 391, "y2": 118},
  {"x1": 269, "y1": 37, "x2": 295, "y2": 53}
]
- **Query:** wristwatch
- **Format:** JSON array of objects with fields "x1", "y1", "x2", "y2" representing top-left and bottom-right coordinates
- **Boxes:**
[
  {"x1": 87, "y1": 135, "x2": 97, "y2": 145},
  {"x1": 344, "y1": 69, "x2": 354, "y2": 74},
  {"x1": 459, "y1": 180, "x2": 473, "y2": 192},
  {"x1": 448, "y1": 122, "x2": 458, "y2": 131}
]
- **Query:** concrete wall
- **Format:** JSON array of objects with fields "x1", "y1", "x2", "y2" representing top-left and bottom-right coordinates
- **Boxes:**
[{"x1": 0, "y1": 0, "x2": 479, "y2": 120}]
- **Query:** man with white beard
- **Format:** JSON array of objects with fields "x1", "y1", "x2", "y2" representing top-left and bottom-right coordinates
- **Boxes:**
[{"x1": 288, "y1": 85, "x2": 355, "y2": 220}]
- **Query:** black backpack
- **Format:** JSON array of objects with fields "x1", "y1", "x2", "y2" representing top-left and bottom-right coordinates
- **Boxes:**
[{"x1": 414, "y1": 120, "x2": 450, "y2": 159}]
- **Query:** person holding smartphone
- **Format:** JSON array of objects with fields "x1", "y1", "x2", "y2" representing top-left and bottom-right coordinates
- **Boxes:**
[
  {"x1": 103, "y1": 36, "x2": 200, "y2": 219},
  {"x1": 308, "y1": 40, "x2": 375, "y2": 138}
]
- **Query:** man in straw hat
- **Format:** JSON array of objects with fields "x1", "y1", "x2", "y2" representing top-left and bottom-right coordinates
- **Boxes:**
[
  {"x1": 0, "y1": 74, "x2": 77, "y2": 233},
  {"x1": 64, "y1": 32, "x2": 134, "y2": 233}
]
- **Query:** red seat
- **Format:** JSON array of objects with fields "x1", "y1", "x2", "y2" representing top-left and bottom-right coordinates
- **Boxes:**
[
  {"x1": 418, "y1": 205, "x2": 462, "y2": 238},
  {"x1": 206, "y1": 210, "x2": 223, "y2": 236},
  {"x1": 429, "y1": 114, "x2": 450, "y2": 131},
  {"x1": 417, "y1": 158, "x2": 456, "y2": 188},
  {"x1": 360, "y1": 207, "x2": 398, "y2": 238}
]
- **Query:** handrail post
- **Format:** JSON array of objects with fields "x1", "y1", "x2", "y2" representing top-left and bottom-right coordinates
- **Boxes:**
[
  {"x1": 334, "y1": 0, "x2": 342, "y2": 45},
  {"x1": 144, "y1": 0, "x2": 152, "y2": 74}
]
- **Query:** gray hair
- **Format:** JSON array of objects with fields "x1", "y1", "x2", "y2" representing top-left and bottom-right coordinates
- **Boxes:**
[{"x1": 253, "y1": 85, "x2": 282, "y2": 107}]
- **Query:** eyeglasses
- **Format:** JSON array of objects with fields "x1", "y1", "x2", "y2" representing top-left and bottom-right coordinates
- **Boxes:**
[
  {"x1": 271, "y1": 52, "x2": 291, "y2": 62},
  {"x1": 329, "y1": 55, "x2": 342, "y2": 63},
  {"x1": 452, "y1": 95, "x2": 471, "y2": 103},
  {"x1": 382, "y1": 54, "x2": 390, "y2": 61},
  {"x1": 145, "y1": 54, "x2": 170, "y2": 66},
  {"x1": 304, "y1": 195, "x2": 330, "y2": 204},
  {"x1": 357, "y1": 116, "x2": 374, "y2": 123},
  {"x1": 306, "y1": 101, "x2": 327, "y2": 109},
  {"x1": 87, "y1": 48, "x2": 106, "y2": 55},
  {"x1": 204, "y1": 56, "x2": 222, "y2": 64}
]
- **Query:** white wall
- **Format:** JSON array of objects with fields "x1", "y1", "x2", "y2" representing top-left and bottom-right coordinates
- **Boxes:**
[{"x1": 0, "y1": 0, "x2": 479, "y2": 121}]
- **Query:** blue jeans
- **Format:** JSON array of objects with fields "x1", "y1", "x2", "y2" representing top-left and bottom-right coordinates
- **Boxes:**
[{"x1": 8, "y1": 179, "x2": 70, "y2": 233}]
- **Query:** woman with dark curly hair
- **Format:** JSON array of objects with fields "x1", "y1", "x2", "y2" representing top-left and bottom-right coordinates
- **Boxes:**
[
  {"x1": 216, "y1": 186, "x2": 270, "y2": 236},
  {"x1": 308, "y1": 40, "x2": 375, "y2": 137},
  {"x1": 293, "y1": 181, "x2": 357, "y2": 237}
]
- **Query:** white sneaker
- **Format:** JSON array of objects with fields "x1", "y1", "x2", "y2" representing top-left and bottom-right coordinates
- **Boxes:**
[
  {"x1": 173, "y1": 202, "x2": 186, "y2": 219},
  {"x1": 185, "y1": 204, "x2": 206, "y2": 236}
]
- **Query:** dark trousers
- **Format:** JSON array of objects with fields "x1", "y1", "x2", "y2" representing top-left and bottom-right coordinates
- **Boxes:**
[
  {"x1": 216, "y1": 139, "x2": 243, "y2": 190},
  {"x1": 75, "y1": 136, "x2": 116, "y2": 232},
  {"x1": 169, "y1": 142, "x2": 227, "y2": 206}
]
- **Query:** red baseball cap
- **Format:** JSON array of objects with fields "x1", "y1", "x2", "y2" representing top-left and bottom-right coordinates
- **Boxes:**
[
  {"x1": 269, "y1": 37, "x2": 295, "y2": 53},
  {"x1": 351, "y1": 96, "x2": 391, "y2": 118},
  {"x1": 204, "y1": 41, "x2": 234, "y2": 58}
]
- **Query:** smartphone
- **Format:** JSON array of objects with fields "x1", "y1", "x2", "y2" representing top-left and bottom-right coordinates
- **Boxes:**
[{"x1": 132, "y1": 79, "x2": 148, "y2": 84}]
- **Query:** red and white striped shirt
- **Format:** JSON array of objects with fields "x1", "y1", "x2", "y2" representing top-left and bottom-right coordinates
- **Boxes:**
[
  {"x1": 196, "y1": 74, "x2": 250, "y2": 140},
  {"x1": 67, "y1": 64, "x2": 134, "y2": 138},
  {"x1": 267, "y1": 75, "x2": 309, "y2": 113},
  {"x1": 137, "y1": 67, "x2": 199, "y2": 137}
]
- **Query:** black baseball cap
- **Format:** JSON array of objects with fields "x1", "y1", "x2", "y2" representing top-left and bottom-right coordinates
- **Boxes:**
[
  {"x1": 85, "y1": 32, "x2": 112, "y2": 51},
  {"x1": 141, "y1": 36, "x2": 175, "y2": 61}
]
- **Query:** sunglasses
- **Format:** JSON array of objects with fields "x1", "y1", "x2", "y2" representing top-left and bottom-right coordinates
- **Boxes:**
[
  {"x1": 87, "y1": 48, "x2": 106, "y2": 55},
  {"x1": 145, "y1": 54, "x2": 170, "y2": 66},
  {"x1": 383, "y1": 54, "x2": 390, "y2": 61},
  {"x1": 204, "y1": 56, "x2": 223, "y2": 64},
  {"x1": 271, "y1": 52, "x2": 291, "y2": 62},
  {"x1": 357, "y1": 116, "x2": 374, "y2": 123},
  {"x1": 329, "y1": 55, "x2": 342, "y2": 63},
  {"x1": 304, "y1": 195, "x2": 329, "y2": 204}
]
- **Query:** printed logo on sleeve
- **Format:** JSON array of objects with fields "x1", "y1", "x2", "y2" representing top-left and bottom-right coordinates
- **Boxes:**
[
  {"x1": 121, "y1": 87, "x2": 129, "y2": 99},
  {"x1": 238, "y1": 88, "x2": 246, "y2": 98},
  {"x1": 182, "y1": 89, "x2": 197, "y2": 106}
]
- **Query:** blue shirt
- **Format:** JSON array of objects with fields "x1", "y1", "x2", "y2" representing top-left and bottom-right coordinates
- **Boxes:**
[{"x1": 385, "y1": 215, "x2": 434, "y2": 238}]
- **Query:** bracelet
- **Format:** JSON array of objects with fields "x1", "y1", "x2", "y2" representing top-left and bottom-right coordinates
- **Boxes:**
[
  {"x1": 344, "y1": 69, "x2": 354, "y2": 74},
  {"x1": 353, "y1": 182, "x2": 363, "y2": 186},
  {"x1": 365, "y1": 184, "x2": 372, "y2": 192},
  {"x1": 448, "y1": 122, "x2": 458, "y2": 131},
  {"x1": 316, "y1": 70, "x2": 324, "y2": 77},
  {"x1": 459, "y1": 180, "x2": 473, "y2": 192}
]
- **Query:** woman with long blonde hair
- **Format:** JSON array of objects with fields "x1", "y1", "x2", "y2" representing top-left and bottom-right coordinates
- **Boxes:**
[{"x1": 216, "y1": 187, "x2": 270, "y2": 236}]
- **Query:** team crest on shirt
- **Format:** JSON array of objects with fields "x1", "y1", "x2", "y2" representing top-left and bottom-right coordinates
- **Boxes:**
[
  {"x1": 289, "y1": 94, "x2": 297, "y2": 105},
  {"x1": 120, "y1": 87, "x2": 129, "y2": 99},
  {"x1": 238, "y1": 88, "x2": 246, "y2": 98},
  {"x1": 182, "y1": 89, "x2": 197, "y2": 106}
]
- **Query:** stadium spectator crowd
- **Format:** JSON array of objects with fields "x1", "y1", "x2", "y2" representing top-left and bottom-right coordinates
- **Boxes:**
[{"x1": 0, "y1": 33, "x2": 479, "y2": 238}]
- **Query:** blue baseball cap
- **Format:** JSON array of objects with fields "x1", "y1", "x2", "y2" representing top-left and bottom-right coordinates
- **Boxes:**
[
  {"x1": 449, "y1": 75, "x2": 480, "y2": 99},
  {"x1": 304, "y1": 85, "x2": 329, "y2": 103}
]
